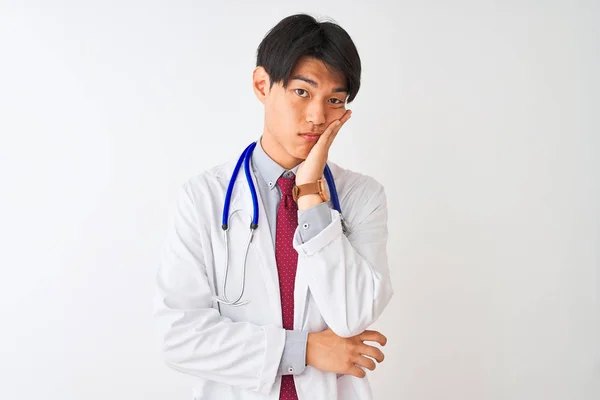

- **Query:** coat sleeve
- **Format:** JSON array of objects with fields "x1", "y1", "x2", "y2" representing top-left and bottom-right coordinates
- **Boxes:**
[
  {"x1": 292, "y1": 179, "x2": 394, "y2": 338},
  {"x1": 153, "y1": 182, "x2": 285, "y2": 394}
]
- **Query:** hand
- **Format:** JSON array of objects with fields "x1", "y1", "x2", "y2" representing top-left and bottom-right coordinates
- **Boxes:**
[
  {"x1": 296, "y1": 110, "x2": 352, "y2": 186},
  {"x1": 305, "y1": 328, "x2": 387, "y2": 378}
]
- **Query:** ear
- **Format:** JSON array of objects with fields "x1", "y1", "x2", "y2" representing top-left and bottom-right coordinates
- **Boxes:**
[{"x1": 252, "y1": 66, "x2": 270, "y2": 104}]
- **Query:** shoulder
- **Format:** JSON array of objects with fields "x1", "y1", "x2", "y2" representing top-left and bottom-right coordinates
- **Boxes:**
[
  {"x1": 327, "y1": 161, "x2": 386, "y2": 202},
  {"x1": 326, "y1": 161, "x2": 387, "y2": 229},
  {"x1": 179, "y1": 157, "x2": 240, "y2": 201}
]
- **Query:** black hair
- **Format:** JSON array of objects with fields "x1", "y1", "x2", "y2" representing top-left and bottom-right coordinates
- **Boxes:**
[{"x1": 256, "y1": 14, "x2": 361, "y2": 103}]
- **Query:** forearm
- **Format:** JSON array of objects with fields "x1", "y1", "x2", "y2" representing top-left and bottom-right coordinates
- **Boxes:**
[
  {"x1": 156, "y1": 292, "x2": 286, "y2": 394},
  {"x1": 293, "y1": 189, "x2": 393, "y2": 337}
]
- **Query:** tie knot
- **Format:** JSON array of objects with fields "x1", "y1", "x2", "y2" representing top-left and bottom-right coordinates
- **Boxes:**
[{"x1": 277, "y1": 174, "x2": 296, "y2": 196}]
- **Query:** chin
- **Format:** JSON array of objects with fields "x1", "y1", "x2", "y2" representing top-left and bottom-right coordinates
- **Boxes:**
[
  {"x1": 286, "y1": 149, "x2": 307, "y2": 162},
  {"x1": 291, "y1": 144, "x2": 313, "y2": 160}
]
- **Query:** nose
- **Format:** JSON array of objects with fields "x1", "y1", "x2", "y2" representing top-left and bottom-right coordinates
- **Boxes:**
[{"x1": 305, "y1": 101, "x2": 326, "y2": 128}]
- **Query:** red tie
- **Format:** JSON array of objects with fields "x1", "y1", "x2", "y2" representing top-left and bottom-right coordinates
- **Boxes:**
[{"x1": 275, "y1": 175, "x2": 299, "y2": 400}]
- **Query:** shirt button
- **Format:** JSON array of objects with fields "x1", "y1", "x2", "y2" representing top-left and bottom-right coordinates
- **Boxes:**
[
  {"x1": 288, "y1": 366, "x2": 294, "y2": 373},
  {"x1": 268, "y1": 181, "x2": 274, "y2": 187},
  {"x1": 302, "y1": 223, "x2": 310, "y2": 229}
]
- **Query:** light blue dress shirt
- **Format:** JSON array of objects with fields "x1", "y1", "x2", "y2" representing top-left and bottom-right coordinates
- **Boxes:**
[{"x1": 250, "y1": 137, "x2": 332, "y2": 376}]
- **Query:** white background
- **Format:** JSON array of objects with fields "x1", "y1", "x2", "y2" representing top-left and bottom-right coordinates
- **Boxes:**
[{"x1": 0, "y1": 1, "x2": 598, "y2": 399}]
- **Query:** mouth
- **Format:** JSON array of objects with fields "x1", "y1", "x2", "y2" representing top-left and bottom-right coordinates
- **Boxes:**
[{"x1": 299, "y1": 132, "x2": 321, "y2": 142}]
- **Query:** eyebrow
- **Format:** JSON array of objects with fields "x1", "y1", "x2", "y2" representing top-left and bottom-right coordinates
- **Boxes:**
[{"x1": 290, "y1": 75, "x2": 348, "y2": 93}]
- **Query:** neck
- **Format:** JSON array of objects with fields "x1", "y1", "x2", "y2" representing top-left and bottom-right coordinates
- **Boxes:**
[{"x1": 260, "y1": 133, "x2": 302, "y2": 170}]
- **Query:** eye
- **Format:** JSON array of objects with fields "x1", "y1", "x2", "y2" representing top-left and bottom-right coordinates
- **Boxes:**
[
  {"x1": 328, "y1": 98, "x2": 344, "y2": 104},
  {"x1": 295, "y1": 89, "x2": 309, "y2": 97}
]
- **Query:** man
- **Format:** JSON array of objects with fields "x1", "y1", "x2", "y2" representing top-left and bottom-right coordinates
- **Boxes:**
[{"x1": 154, "y1": 13, "x2": 394, "y2": 399}]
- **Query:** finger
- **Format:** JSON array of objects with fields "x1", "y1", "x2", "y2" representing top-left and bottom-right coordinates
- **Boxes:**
[
  {"x1": 311, "y1": 110, "x2": 352, "y2": 158},
  {"x1": 335, "y1": 109, "x2": 352, "y2": 127},
  {"x1": 358, "y1": 330, "x2": 387, "y2": 346},
  {"x1": 321, "y1": 109, "x2": 352, "y2": 144},
  {"x1": 329, "y1": 110, "x2": 352, "y2": 139},
  {"x1": 347, "y1": 365, "x2": 367, "y2": 379},
  {"x1": 358, "y1": 344, "x2": 385, "y2": 363},
  {"x1": 353, "y1": 355, "x2": 377, "y2": 371}
]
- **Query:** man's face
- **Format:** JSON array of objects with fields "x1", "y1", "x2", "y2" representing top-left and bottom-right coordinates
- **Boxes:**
[{"x1": 257, "y1": 56, "x2": 348, "y2": 168}]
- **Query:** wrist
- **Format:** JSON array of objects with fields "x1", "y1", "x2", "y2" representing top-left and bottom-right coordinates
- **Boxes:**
[
  {"x1": 305, "y1": 332, "x2": 315, "y2": 367},
  {"x1": 295, "y1": 169, "x2": 324, "y2": 186},
  {"x1": 297, "y1": 194, "x2": 324, "y2": 210}
]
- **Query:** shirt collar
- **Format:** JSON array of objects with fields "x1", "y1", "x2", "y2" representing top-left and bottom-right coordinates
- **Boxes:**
[{"x1": 252, "y1": 137, "x2": 300, "y2": 190}]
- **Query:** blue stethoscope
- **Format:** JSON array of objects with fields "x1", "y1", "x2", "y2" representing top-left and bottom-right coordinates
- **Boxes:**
[{"x1": 213, "y1": 141, "x2": 346, "y2": 307}]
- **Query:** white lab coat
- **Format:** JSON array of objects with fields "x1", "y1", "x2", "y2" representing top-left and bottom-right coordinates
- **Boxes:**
[{"x1": 154, "y1": 155, "x2": 394, "y2": 400}]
